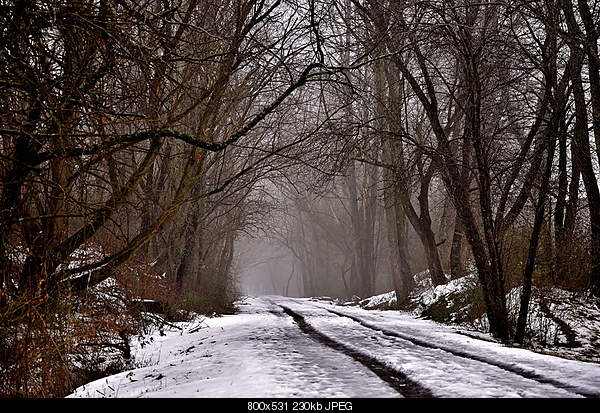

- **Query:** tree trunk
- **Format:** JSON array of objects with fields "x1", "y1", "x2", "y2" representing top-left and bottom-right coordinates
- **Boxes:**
[
  {"x1": 449, "y1": 216, "x2": 465, "y2": 279},
  {"x1": 383, "y1": 176, "x2": 414, "y2": 306},
  {"x1": 515, "y1": 123, "x2": 558, "y2": 343}
]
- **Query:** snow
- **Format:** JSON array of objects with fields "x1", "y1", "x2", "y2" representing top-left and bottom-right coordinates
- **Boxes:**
[
  {"x1": 304, "y1": 299, "x2": 600, "y2": 397},
  {"x1": 358, "y1": 271, "x2": 471, "y2": 313},
  {"x1": 359, "y1": 291, "x2": 397, "y2": 310},
  {"x1": 67, "y1": 295, "x2": 600, "y2": 398},
  {"x1": 67, "y1": 297, "x2": 399, "y2": 398},
  {"x1": 357, "y1": 271, "x2": 600, "y2": 364},
  {"x1": 502, "y1": 286, "x2": 600, "y2": 360}
]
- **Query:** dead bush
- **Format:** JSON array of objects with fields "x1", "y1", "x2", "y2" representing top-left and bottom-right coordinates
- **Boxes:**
[{"x1": 0, "y1": 258, "x2": 180, "y2": 398}]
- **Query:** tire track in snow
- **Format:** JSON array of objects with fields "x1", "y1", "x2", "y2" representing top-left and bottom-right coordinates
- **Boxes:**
[
  {"x1": 277, "y1": 304, "x2": 434, "y2": 398},
  {"x1": 321, "y1": 306, "x2": 599, "y2": 398}
]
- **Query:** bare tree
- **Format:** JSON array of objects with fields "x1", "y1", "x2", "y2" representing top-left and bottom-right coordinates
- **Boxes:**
[{"x1": 0, "y1": 0, "x2": 335, "y2": 311}]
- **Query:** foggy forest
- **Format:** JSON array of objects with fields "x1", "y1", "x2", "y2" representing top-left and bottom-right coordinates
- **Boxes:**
[{"x1": 2, "y1": 0, "x2": 600, "y2": 399}]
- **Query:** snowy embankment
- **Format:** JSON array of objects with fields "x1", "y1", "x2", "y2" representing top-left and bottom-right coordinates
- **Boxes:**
[
  {"x1": 68, "y1": 296, "x2": 600, "y2": 398},
  {"x1": 358, "y1": 272, "x2": 600, "y2": 363}
]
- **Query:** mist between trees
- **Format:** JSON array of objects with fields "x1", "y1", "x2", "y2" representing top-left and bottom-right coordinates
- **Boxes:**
[{"x1": 1, "y1": 0, "x2": 599, "y2": 397}]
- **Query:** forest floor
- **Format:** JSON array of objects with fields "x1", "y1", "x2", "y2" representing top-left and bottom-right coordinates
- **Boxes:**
[{"x1": 67, "y1": 296, "x2": 600, "y2": 398}]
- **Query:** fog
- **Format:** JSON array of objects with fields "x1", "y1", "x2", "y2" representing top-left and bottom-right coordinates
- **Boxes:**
[
  {"x1": 236, "y1": 238, "x2": 302, "y2": 297},
  {"x1": 232, "y1": 172, "x2": 438, "y2": 301}
]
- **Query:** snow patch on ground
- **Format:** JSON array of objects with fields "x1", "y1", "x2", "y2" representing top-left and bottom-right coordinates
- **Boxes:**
[{"x1": 359, "y1": 291, "x2": 397, "y2": 310}]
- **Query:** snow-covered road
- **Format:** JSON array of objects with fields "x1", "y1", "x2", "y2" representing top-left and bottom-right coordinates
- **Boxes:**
[{"x1": 68, "y1": 296, "x2": 600, "y2": 398}]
